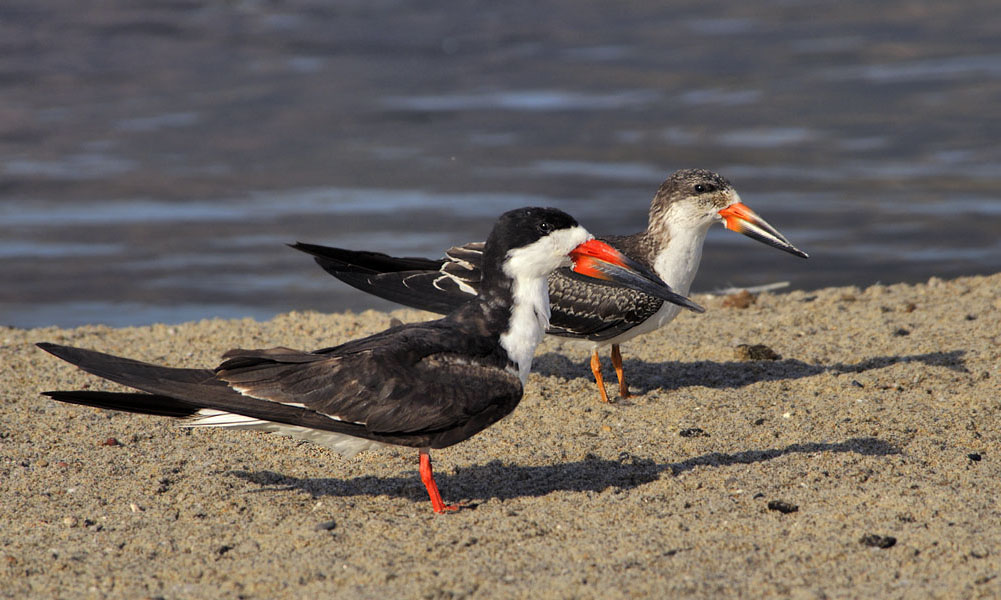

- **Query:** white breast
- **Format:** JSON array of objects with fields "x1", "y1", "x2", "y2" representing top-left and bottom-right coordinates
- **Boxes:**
[
  {"x1": 593, "y1": 220, "x2": 713, "y2": 348},
  {"x1": 652, "y1": 221, "x2": 712, "y2": 297},
  {"x1": 498, "y1": 224, "x2": 589, "y2": 382},
  {"x1": 499, "y1": 275, "x2": 550, "y2": 383}
]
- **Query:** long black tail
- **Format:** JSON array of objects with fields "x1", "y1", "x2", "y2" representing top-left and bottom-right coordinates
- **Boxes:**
[
  {"x1": 42, "y1": 391, "x2": 200, "y2": 418},
  {"x1": 289, "y1": 242, "x2": 471, "y2": 315},
  {"x1": 38, "y1": 342, "x2": 226, "y2": 398},
  {"x1": 36, "y1": 343, "x2": 369, "y2": 437},
  {"x1": 37, "y1": 342, "x2": 236, "y2": 418}
]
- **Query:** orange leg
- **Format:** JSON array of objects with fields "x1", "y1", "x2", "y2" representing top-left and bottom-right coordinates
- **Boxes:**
[
  {"x1": 610, "y1": 344, "x2": 631, "y2": 399},
  {"x1": 419, "y1": 448, "x2": 459, "y2": 513},
  {"x1": 590, "y1": 349, "x2": 611, "y2": 403}
]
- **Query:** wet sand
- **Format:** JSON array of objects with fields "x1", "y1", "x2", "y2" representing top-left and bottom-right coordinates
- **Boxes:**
[{"x1": 3, "y1": 273, "x2": 1000, "y2": 598}]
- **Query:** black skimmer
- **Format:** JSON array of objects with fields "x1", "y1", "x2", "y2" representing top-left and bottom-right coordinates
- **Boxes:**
[
  {"x1": 37, "y1": 207, "x2": 681, "y2": 513},
  {"x1": 292, "y1": 169, "x2": 808, "y2": 403}
]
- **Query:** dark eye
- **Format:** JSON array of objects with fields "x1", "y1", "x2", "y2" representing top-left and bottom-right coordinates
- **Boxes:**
[
  {"x1": 694, "y1": 183, "x2": 715, "y2": 194},
  {"x1": 537, "y1": 221, "x2": 554, "y2": 235}
]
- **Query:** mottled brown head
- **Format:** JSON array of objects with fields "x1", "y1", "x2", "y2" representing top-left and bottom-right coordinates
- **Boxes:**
[
  {"x1": 647, "y1": 168, "x2": 808, "y2": 258},
  {"x1": 648, "y1": 169, "x2": 737, "y2": 226},
  {"x1": 646, "y1": 169, "x2": 739, "y2": 244}
]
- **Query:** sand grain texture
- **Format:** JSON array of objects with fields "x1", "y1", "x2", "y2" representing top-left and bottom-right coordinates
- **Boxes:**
[{"x1": 2, "y1": 274, "x2": 1000, "y2": 598}]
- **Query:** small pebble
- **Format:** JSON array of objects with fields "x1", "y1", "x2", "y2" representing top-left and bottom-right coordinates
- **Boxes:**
[
  {"x1": 679, "y1": 428, "x2": 709, "y2": 438},
  {"x1": 968, "y1": 453, "x2": 982, "y2": 462},
  {"x1": 722, "y1": 290, "x2": 756, "y2": 309},
  {"x1": 893, "y1": 328, "x2": 910, "y2": 337},
  {"x1": 860, "y1": 534, "x2": 896, "y2": 548},
  {"x1": 735, "y1": 344, "x2": 781, "y2": 361},
  {"x1": 767, "y1": 500, "x2": 798, "y2": 514},
  {"x1": 315, "y1": 519, "x2": 337, "y2": 531},
  {"x1": 100, "y1": 437, "x2": 121, "y2": 446}
]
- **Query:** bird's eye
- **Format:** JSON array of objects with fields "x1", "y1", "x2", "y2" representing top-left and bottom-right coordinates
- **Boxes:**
[
  {"x1": 694, "y1": 183, "x2": 715, "y2": 194},
  {"x1": 538, "y1": 221, "x2": 554, "y2": 234}
]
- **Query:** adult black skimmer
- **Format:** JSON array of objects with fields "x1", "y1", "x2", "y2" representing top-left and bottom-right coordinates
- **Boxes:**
[
  {"x1": 38, "y1": 207, "x2": 681, "y2": 514},
  {"x1": 292, "y1": 169, "x2": 808, "y2": 403}
]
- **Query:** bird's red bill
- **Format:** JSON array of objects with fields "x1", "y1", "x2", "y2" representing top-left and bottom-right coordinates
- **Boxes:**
[
  {"x1": 568, "y1": 239, "x2": 705, "y2": 313},
  {"x1": 718, "y1": 201, "x2": 757, "y2": 234},
  {"x1": 718, "y1": 202, "x2": 809, "y2": 259}
]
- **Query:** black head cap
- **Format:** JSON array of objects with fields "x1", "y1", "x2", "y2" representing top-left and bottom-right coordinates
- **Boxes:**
[{"x1": 480, "y1": 206, "x2": 580, "y2": 279}]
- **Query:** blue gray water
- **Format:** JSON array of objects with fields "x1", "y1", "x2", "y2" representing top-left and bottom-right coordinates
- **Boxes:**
[{"x1": 2, "y1": 0, "x2": 999, "y2": 328}]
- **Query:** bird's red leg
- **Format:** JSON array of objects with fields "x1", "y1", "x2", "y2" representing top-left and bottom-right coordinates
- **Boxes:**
[
  {"x1": 590, "y1": 349, "x2": 611, "y2": 403},
  {"x1": 419, "y1": 448, "x2": 459, "y2": 513},
  {"x1": 610, "y1": 344, "x2": 632, "y2": 399}
]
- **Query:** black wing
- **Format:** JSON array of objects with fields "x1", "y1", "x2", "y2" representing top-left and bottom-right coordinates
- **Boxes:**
[
  {"x1": 214, "y1": 321, "x2": 520, "y2": 437},
  {"x1": 38, "y1": 321, "x2": 521, "y2": 449},
  {"x1": 290, "y1": 241, "x2": 483, "y2": 315},
  {"x1": 293, "y1": 238, "x2": 671, "y2": 341}
]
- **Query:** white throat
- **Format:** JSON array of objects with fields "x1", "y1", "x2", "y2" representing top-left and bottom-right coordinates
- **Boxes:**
[
  {"x1": 497, "y1": 224, "x2": 589, "y2": 383},
  {"x1": 498, "y1": 274, "x2": 550, "y2": 384},
  {"x1": 652, "y1": 215, "x2": 716, "y2": 295}
]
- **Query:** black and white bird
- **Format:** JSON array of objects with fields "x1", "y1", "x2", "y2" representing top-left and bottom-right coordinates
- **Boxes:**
[
  {"x1": 38, "y1": 207, "x2": 683, "y2": 513},
  {"x1": 292, "y1": 169, "x2": 808, "y2": 403}
]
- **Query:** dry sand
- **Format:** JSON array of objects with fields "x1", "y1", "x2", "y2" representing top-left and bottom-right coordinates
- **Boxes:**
[{"x1": 2, "y1": 274, "x2": 1000, "y2": 599}]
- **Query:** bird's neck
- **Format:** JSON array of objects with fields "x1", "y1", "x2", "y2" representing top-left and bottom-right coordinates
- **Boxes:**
[
  {"x1": 651, "y1": 219, "x2": 714, "y2": 296},
  {"x1": 497, "y1": 274, "x2": 550, "y2": 384}
]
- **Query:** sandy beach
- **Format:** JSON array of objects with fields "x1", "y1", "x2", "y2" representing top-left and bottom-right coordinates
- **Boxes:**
[{"x1": 3, "y1": 273, "x2": 1000, "y2": 599}]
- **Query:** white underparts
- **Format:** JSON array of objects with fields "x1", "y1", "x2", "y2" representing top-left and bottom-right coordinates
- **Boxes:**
[
  {"x1": 500, "y1": 225, "x2": 591, "y2": 382},
  {"x1": 184, "y1": 409, "x2": 388, "y2": 458},
  {"x1": 653, "y1": 209, "x2": 717, "y2": 297},
  {"x1": 499, "y1": 275, "x2": 550, "y2": 383}
]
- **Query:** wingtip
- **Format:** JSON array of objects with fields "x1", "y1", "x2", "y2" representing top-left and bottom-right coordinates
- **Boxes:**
[
  {"x1": 36, "y1": 342, "x2": 62, "y2": 355},
  {"x1": 288, "y1": 241, "x2": 330, "y2": 260},
  {"x1": 670, "y1": 294, "x2": 706, "y2": 314}
]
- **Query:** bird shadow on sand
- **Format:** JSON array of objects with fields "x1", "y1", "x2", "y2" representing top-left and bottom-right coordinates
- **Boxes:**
[
  {"x1": 532, "y1": 349, "x2": 968, "y2": 395},
  {"x1": 228, "y1": 436, "x2": 899, "y2": 508}
]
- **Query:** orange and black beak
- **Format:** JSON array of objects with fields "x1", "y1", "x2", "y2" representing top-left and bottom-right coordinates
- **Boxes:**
[
  {"x1": 569, "y1": 239, "x2": 705, "y2": 313},
  {"x1": 718, "y1": 202, "x2": 809, "y2": 258}
]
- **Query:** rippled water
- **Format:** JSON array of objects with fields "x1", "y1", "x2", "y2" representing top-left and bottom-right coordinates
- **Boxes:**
[{"x1": 1, "y1": 0, "x2": 999, "y2": 328}]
